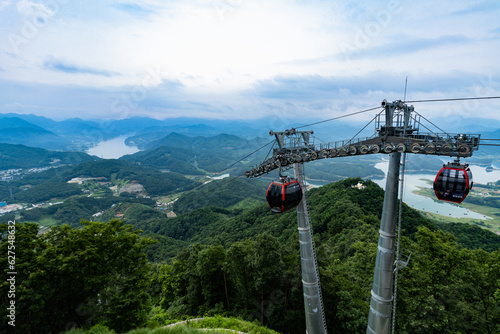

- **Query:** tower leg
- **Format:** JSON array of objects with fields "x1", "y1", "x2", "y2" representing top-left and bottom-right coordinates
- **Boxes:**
[
  {"x1": 294, "y1": 163, "x2": 327, "y2": 334},
  {"x1": 367, "y1": 152, "x2": 401, "y2": 334}
]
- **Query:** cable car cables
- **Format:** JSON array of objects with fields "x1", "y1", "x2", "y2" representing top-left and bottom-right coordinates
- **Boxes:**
[
  {"x1": 346, "y1": 110, "x2": 385, "y2": 146},
  {"x1": 193, "y1": 94, "x2": 500, "y2": 196},
  {"x1": 295, "y1": 106, "x2": 382, "y2": 129},
  {"x1": 294, "y1": 95, "x2": 500, "y2": 131},
  {"x1": 404, "y1": 96, "x2": 500, "y2": 104},
  {"x1": 219, "y1": 94, "x2": 500, "y2": 177},
  {"x1": 199, "y1": 105, "x2": 388, "y2": 193},
  {"x1": 219, "y1": 139, "x2": 275, "y2": 174},
  {"x1": 192, "y1": 139, "x2": 275, "y2": 197}
]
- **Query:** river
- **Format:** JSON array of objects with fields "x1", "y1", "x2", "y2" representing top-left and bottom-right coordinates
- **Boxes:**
[
  {"x1": 305, "y1": 159, "x2": 500, "y2": 220},
  {"x1": 372, "y1": 160, "x2": 500, "y2": 220},
  {"x1": 86, "y1": 135, "x2": 140, "y2": 159}
]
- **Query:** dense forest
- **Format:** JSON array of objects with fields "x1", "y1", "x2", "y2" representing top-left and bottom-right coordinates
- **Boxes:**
[{"x1": 1, "y1": 177, "x2": 499, "y2": 334}]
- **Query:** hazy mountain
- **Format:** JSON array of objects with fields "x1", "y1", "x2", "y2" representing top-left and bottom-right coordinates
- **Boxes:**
[
  {"x1": 0, "y1": 126, "x2": 54, "y2": 138},
  {"x1": 0, "y1": 116, "x2": 50, "y2": 130},
  {"x1": 2, "y1": 112, "x2": 499, "y2": 157},
  {"x1": 105, "y1": 117, "x2": 165, "y2": 134},
  {"x1": 56, "y1": 118, "x2": 101, "y2": 133},
  {"x1": 472, "y1": 129, "x2": 500, "y2": 158},
  {"x1": 125, "y1": 124, "x2": 247, "y2": 149},
  {"x1": 124, "y1": 118, "x2": 377, "y2": 149},
  {"x1": 143, "y1": 132, "x2": 198, "y2": 150},
  {"x1": 429, "y1": 116, "x2": 500, "y2": 133},
  {"x1": 0, "y1": 115, "x2": 103, "y2": 150},
  {"x1": 0, "y1": 114, "x2": 160, "y2": 150},
  {"x1": 0, "y1": 116, "x2": 66, "y2": 149},
  {"x1": 0, "y1": 113, "x2": 59, "y2": 129}
]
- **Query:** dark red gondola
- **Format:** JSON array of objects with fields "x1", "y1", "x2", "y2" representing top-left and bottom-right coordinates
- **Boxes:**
[
  {"x1": 433, "y1": 162, "x2": 473, "y2": 203},
  {"x1": 266, "y1": 177, "x2": 303, "y2": 213}
]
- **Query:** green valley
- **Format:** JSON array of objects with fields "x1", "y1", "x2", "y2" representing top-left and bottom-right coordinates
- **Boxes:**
[
  {"x1": 0, "y1": 130, "x2": 499, "y2": 334},
  {"x1": 1, "y1": 177, "x2": 499, "y2": 334}
]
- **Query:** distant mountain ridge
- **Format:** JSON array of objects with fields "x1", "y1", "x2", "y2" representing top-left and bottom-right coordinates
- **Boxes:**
[
  {"x1": 0, "y1": 116, "x2": 52, "y2": 131},
  {"x1": 125, "y1": 124, "x2": 222, "y2": 148},
  {"x1": 0, "y1": 113, "x2": 268, "y2": 151},
  {"x1": 0, "y1": 116, "x2": 64, "y2": 149},
  {"x1": 2, "y1": 112, "x2": 500, "y2": 155}
]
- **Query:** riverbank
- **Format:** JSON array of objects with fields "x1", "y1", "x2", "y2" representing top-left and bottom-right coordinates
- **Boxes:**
[{"x1": 413, "y1": 183, "x2": 500, "y2": 234}]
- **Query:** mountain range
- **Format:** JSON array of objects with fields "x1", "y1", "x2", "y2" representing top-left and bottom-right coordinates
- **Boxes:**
[{"x1": 0, "y1": 112, "x2": 499, "y2": 170}]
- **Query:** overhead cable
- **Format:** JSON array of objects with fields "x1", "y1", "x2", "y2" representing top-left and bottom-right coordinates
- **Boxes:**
[
  {"x1": 405, "y1": 96, "x2": 500, "y2": 103},
  {"x1": 347, "y1": 109, "x2": 384, "y2": 145},
  {"x1": 413, "y1": 111, "x2": 448, "y2": 135},
  {"x1": 219, "y1": 139, "x2": 274, "y2": 174},
  {"x1": 295, "y1": 106, "x2": 381, "y2": 129},
  {"x1": 193, "y1": 139, "x2": 275, "y2": 196}
]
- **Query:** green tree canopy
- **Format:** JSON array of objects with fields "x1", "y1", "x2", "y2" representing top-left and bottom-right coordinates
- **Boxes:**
[{"x1": 0, "y1": 219, "x2": 156, "y2": 334}]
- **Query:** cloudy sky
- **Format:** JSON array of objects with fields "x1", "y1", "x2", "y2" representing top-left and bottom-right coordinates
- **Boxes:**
[{"x1": 0, "y1": 0, "x2": 499, "y2": 122}]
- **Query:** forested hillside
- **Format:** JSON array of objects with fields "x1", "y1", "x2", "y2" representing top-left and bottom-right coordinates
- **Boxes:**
[
  {"x1": 121, "y1": 132, "x2": 272, "y2": 174},
  {"x1": 0, "y1": 143, "x2": 97, "y2": 169},
  {"x1": 0, "y1": 159, "x2": 200, "y2": 207},
  {"x1": 173, "y1": 178, "x2": 269, "y2": 214},
  {"x1": 2, "y1": 177, "x2": 498, "y2": 334}
]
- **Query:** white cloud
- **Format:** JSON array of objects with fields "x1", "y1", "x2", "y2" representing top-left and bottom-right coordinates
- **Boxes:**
[
  {"x1": 0, "y1": 1, "x2": 10, "y2": 11},
  {"x1": 0, "y1": 0, "x2": 499, "y2": 121},
  {"x1": 16, "y1": 0, "x2": 54, "y2": 17}
]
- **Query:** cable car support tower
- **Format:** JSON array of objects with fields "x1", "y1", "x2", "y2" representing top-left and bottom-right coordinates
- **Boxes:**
[{"x1": 244, "y1": 100, "x2": 481, "y2": 334}]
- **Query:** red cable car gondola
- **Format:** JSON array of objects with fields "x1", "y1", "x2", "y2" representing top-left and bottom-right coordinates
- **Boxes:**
[
  {"x1": 266, "y1": 176, "x2": 303, "y2": 213},
  {"x1": 433, "y1": 162, "x2": 473, "y2": 203}
]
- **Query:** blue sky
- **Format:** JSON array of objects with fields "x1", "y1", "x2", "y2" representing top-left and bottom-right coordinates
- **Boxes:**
[{"x1": 0, "y1": 0, "x2": 499, "y2": 122}]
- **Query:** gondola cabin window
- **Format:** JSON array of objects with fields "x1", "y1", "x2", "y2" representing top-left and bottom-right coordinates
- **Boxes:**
[
  {"x1": 433, "y1": 163, "x2": 473, "y2": 204},
  {"x1": 266, "y1": 178, "x2": 303, "y2": 213}
]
